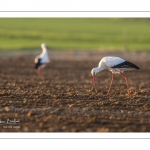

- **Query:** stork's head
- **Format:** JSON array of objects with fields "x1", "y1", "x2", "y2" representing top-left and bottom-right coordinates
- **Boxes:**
[
  {"x1": 41, "y1": 43, "x2": 51, "y2": 52},
  {"x1": 91, "y1": 68, "x2": 96, "y2": 86},
  {"x1": 41, "y1": 43, "x2": 47, "y2": 49}
]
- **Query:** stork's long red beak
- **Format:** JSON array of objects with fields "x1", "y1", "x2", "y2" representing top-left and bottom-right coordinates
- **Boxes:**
[{"x1": 92, "y1": 75, "x2": 96, "y2": 87}]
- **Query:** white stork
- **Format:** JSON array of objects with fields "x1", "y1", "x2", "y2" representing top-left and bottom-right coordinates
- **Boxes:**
[
  {"x1": 91, "y1": 56, "x2": 140, "y2": 96},
  {"x1": 34, "y1": 43, "x2": 50, "y2": 76}
]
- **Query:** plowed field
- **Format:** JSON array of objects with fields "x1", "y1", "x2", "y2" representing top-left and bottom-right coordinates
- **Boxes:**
[{"x1": 0, "y1": 51, "x2": 150, "y2": 132}]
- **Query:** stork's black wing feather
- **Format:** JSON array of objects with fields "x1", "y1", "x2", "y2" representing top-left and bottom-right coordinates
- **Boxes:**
[
  {"x1": 111, "y1": 61, "x2": 140, "y2": 69},
  {"x1": 35, "y1": 58, "x2": 42, "y2": 69}
]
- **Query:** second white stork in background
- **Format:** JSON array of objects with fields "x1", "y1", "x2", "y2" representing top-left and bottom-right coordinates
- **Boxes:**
[
  {"x1": 34, "y1": 43, "x2": 50, "y2": 76},
  {"x1": 91, "y1": 56, "x2": 140, "y2": 96}
]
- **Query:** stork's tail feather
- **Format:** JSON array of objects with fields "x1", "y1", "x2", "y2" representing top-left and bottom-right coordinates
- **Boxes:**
[
  {"x1": 35, "y1": 63, "x2": 39, "y2": 69},
  {"x1": 34, "y1": 58, "x2": 42, "y2": 69},
  {"x1": 126, "y1": 61, "x2": 140, "y2": 70},
  {"x1": 112, "y1": 61, "x2": 140, "y2": 70}
]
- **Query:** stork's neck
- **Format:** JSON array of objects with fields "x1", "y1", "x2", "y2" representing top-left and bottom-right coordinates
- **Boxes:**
[
  {"x1": 93, "y1": 67, "x2": 104, "y2": 74},
  {"x1": 94, "y1": 61, "x2": 106, "y2": 74},
  {"x1": 42, "y1": 47, "x2": 48, "y2": 54}
]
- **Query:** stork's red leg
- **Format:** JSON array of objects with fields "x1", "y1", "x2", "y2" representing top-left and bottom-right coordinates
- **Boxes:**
[
  {"x1": 37, "y1": 68, "x2": 41, "y2": 76},
  {"x1": 37, "y1": 67, "x2": 43, "y2": 77},
  {"x1": 106, "y1": 73, "x2": 114, "y2": 96},
  {"x1": 120, "y1": 72, "x2": 130, "y2": 96},
  {"x1": 41, "y1": 68, "x2": 44, "y2": 76}
]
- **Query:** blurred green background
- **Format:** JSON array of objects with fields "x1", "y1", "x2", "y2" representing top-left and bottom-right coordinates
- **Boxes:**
[{"x1": 0, "y1": 18, "x2": 150, "y2": 52}]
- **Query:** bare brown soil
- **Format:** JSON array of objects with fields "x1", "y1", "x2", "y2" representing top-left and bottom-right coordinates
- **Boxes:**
[{"x1": 0, "y1": 51, "x2": 150, "y2": 132}]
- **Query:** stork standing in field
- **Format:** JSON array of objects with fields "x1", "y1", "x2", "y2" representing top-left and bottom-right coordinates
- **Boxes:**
[
  {"x1": 34, "y1": 43, "x2": 50, "y2": 76},
  {"x1": 91, "y1": 56, "x2": 140, "y2": 96}
]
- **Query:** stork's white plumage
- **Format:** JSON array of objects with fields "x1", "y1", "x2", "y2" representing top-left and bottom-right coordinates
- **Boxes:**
[
  {"x1": 91, "y1": 56, "x2": 140, "y2": 96},
  {"x1": 35, "y1": 43, "x2": 50, "y2": 76}
]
